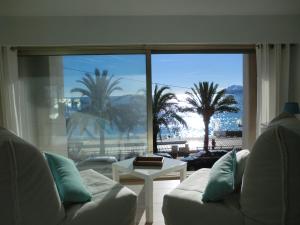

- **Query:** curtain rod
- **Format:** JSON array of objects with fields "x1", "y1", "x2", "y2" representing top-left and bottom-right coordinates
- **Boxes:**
[
  {"x1": 12, "y1": 44, "x2": 256, "y2": 56},
  {"x1": 256, "y1": 43, "x2": 296, "y2": 48}
]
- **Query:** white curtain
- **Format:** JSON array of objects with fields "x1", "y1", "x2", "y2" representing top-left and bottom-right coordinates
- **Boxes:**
[
  {"x1": 0, "y1": 46, "x2": 24, "y2": 137},
  {"x1": 256, "y1": 44, "x2": 291, "y2": 136},
  {"x1": 0, "y1": 51, "x2": 68, "y2": 154}
]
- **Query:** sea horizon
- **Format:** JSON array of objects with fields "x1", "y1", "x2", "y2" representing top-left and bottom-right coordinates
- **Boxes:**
[{"x1": 65, "y1": 84, "x2": 243, "y2": 144}]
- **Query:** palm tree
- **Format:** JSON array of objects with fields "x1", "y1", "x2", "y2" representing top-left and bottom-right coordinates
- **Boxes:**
[
  {"x1": 69, "y1": 68, "x2": 122, "y2": 155},
  {"x1": 152, "y1": 85, "x2": 187, "y2": 153},
  {"x1": 185, "y1": 81, "x2": 239, "y2": 154}
]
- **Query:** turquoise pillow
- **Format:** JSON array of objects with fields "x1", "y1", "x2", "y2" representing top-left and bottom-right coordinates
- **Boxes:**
[
  {"x1": 202, "y1": 149, "x2": 236, "y2": 202},
  {"x1": 45, "y1": 152, "x2": 92, "y2": 204}
]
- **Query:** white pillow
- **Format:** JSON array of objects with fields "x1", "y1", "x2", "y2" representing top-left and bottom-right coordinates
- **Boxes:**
[{"x1": 235, "y1": 149, "x2": 250, "y2": 189}]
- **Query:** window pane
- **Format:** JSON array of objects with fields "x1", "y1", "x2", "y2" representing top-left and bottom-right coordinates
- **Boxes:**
[
  {"x1": 18, "y1": 54, "x2": 147, "y2": 177},
  {"x1": 152, "y1": 54, "x2": 243, "y2": 153}
]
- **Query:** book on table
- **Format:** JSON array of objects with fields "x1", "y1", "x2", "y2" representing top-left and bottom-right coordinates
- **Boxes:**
[{"x1": 133, "y1": 156, "x2": 164, "y2": 167}]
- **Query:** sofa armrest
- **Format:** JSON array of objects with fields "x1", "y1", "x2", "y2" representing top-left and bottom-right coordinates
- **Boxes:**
[{"x1": 162, "y1": 168, "x2": 243, "y2": 225}]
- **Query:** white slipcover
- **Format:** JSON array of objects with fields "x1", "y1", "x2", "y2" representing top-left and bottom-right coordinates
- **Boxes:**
[
  {"x1": 162, "y1": 169, "x2": 244, "y2": 225},
  {"x1": 241, "y1": 117, "x2": 300, "y2": 225},
  {"x1": 0, "y1": 127, "x2": 137, "y2": 225},
  {"x1": 163, "y1": 115, "x2": 300, "y2": 225},
  {"x1": 0, "y1": 127, "x2": 65, "y2": 225}
]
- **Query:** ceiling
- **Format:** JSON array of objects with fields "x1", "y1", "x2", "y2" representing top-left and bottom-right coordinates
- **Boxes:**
[{"x1": 0, "y1": 0, "x2": 299, "y2": 16}]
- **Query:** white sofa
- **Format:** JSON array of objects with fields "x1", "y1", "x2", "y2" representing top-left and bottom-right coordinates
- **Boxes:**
[
  {"x1": 163, "y1": 114, "x2": 300, "y2": 225},
  {"x1": 0, "y1": 127, "x2": 137, "y2": 225}
]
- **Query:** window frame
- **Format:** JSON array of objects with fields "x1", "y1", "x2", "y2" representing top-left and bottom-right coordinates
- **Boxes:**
[{"x1": 16, "y1": 44, "x2": 256, "y2": 151}]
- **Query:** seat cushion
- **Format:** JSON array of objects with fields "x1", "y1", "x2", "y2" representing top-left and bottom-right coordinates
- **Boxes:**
[
  {"x1": 0, "y1": 128, "x2": 64, "y2": 225},
  {"x1": 63, "y1": 169, "x2": 137, "y2": 225},
  {"x1": 163, "y1": 168, "x2": 244, "y2": 225},
  {"x1": 241, "y1": 117, "x2": 300, "y2": 225}
]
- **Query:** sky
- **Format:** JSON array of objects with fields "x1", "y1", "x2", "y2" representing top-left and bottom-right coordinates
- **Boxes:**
[
  {"x1": 152, "y1": 54, "x2": 243, "y2": 94},
  {"x1": 63, "y1": 54, "x2": 243, "y2": 97},
  {"x1": 63, "y1": 54, "x2": 147, "y2": 97}
]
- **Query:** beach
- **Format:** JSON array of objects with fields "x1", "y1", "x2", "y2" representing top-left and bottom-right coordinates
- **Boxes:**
[{"x1": 68, "y1": 135, "x2": 242, "y2": 161}]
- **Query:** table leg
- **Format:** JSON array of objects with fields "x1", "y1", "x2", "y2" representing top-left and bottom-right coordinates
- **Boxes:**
[
  {"x1": 145, "y1": 177, "x2": 153, "y2": 223},
  {"x1": 180, "y1": 166, "x2": 187, "y2": 182},
  {"x1": 112, "y1": 165, "x2": 119, "y2": 182}
]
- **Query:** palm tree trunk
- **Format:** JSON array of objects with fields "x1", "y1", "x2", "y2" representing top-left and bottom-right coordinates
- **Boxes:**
[
  {"x1": 153, "y1": 136, "x2": 158, "y2": 153},
  {"x1": 100, "y1": 122, "x2": 105, "y2": 155},
  {"x1": 153, "y1": 125, "x2": 158, "y2": 153},
  {"x1": 203, "y1": 118, "x2": 210, "y2": 154}
]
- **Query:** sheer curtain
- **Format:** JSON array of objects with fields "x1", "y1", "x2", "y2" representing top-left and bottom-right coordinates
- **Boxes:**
[
  {"x1": 0, "y1": 49, "x2": 68, "y2": 154},
  {"x1": 0, "y1": 46, "x2": 24, "y2": 137},
  {"x1": 256, "y1": 44, "x2": 291, "y2": 136}
]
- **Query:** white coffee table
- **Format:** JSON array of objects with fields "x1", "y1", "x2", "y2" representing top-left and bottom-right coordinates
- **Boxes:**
[{"x1": 112, "y1": 157, "x2": 187, "y2": 223}]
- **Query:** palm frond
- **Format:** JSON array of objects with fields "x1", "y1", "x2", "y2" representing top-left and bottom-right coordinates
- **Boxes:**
[
  {"x1": 107, "y1": 78, "x2": 123, "y2": 96},
  {"x1": 211, "y1": 89, "x2": 226, "y2": 107},
  {"x1": 215, "y1": 105, "x2": 240, "y2": 113},
  {"x1": 85, "y1": 73, "x2": 96, "y2": 87},
  {"x1": 69, "y1": 67, "x2": 123, "y2": 135},
  {"x1": 152, "y1": 84, "x2": 187, "y2": 141},
  {"x1": 216, "y1": 95, "x2": 238, "y2": 107},
  {"x1": 185, "y1": 82, "x2": 239, "y2": 117},
  {"x1": 70, "y1": 88, "x2": 91, "y2": 97},
  {"x1": 167, "y1": 111, "x2": 188, "y2": 128}
]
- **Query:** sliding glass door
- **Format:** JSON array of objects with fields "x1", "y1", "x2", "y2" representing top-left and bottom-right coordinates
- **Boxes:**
[
  {"x1": 151, "y1": 53, "x2": 243, "y2": 153},
  {"x1": 16, "y1": 46, "x2": 254, "y2": 175},
  {"x1": 18, "y1": 54, "x2": 147, "y2": 176}
]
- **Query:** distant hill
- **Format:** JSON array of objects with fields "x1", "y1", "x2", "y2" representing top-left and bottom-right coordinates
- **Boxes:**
[
  {"x1": 225, "y1": 85, "x2": 243, "y2": 94},
  {"x1": 110, "y1": 95, "x2": 146, "y2": 106}
]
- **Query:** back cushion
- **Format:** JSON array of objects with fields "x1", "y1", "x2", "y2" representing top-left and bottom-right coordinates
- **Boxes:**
[
  {"x1": 241, "y1": 117, "x2": 300, "y2": 225},
  {"x1": 0, "y1": 136, "x2": 15, "y2": 225},
  {"x1": 0, "y1": 128, "x2": 64, "y2": 225}
]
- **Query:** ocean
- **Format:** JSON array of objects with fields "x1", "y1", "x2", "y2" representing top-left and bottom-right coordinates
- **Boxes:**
[
  {"x1": 160, "y1": 85, "x2": 243, "y2": 139},
  {"x1": 66, "y1": 85, "x2": 243, "y2": 141}
]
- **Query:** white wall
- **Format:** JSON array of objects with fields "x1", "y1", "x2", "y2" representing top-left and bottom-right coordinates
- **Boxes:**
[
  {"x1": 1, "y1": 15, "x2": 300, "y2": 108},
  {"x1": 0, "y1": 15, "x2": 299, "y2": 45}
]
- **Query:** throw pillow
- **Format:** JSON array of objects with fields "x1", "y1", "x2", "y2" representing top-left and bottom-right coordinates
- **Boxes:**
[
  {"x1": 202, "y1": 149, "x2": 236, "y2": 202},
  {"x1": 235, "y1": 149, "x2": 250, "y2": 189},
  {"x1": 45, "y1": 152, "x2": 92, "y2": 204}
]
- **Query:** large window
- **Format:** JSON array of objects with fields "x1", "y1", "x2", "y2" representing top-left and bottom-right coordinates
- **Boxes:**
[
  {"x1": 18, "y1": 54, "x2": 147, "y2": 176},
  {"x1": 17, "y1": 46, "x2": 254, "y2": 175}
]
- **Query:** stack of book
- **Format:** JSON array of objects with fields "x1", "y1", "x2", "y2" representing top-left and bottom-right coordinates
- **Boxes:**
[{"x1": 133, "y1": 156, "x2": 164, "y2": 167}]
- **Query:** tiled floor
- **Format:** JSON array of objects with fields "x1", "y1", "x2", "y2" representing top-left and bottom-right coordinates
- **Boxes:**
[{"x1": 122, "y1": 179, "x2": 180, "y2": 225}]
